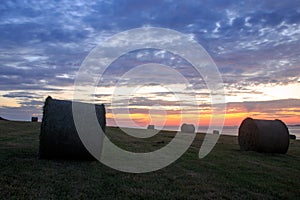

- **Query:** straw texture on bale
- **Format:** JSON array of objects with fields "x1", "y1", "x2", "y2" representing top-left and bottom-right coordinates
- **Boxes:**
[
  {"x1": 181, "y1": 123, "x2": 195, "y2": 133},
  {"x1": 238, "y1": 118, "x2": 289, "y2": 154},
  {"x1": 39, "y1": 96, "x2": 106, "y2": 159}
]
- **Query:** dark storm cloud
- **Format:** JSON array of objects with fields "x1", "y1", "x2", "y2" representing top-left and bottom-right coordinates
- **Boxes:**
[{"x1": 3, "y1": 91, "x2": 41, "y2": 98}]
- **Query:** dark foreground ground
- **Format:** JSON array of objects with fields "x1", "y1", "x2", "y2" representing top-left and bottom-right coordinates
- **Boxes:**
[{"x1": 0, "y1": 120, "x2": 299, "y2": 199}]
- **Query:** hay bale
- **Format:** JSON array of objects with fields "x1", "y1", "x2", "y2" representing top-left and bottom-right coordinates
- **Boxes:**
[
  {"x1": 0, "y1": 116, "x2": 8, "y2": 121},
  {"x1": 39, "y1": 96, "x2": 106, "y2": 160},
  {"x1": 147, "y1": 125, "x2": 155, "y2": 129},
  {"x1": 181, "y1": 123, "x2": 195, "y2": 133},
  {"x1": 213, "y1": 130, "x2": 219, "y2": 134},
  {"x1": 31, "y1": 117, "x2": 38, "y2": 122},
  {"x1": 289, "y1": 134, "x2": 296, "y2": 140},
  {"x1": 238, "y1": 118, "x2": 289, "y2": 154}
]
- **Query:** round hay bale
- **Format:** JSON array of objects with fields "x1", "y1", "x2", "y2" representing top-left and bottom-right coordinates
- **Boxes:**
[
  {"x1": 238, "y1": 117, "x2": 289, "y2": 154},
  {"x1": 181, "y1": 123, "x2": 195, "y2": 133},
  {"x1": 0, "y1": 116, "x2": 8, "y2": 121},
  {"x1": 39, "y1": 96, "x2": 106, "y2": 160},
  {"x1": 31, "y1": 117, "x2": 38, "y2": 122},
  {"x1": 147, "y1": 125, "x2": 155, "y2": 130},
  {"x1": 289, "y1": 134, "x2": 296, "y2": 140}
]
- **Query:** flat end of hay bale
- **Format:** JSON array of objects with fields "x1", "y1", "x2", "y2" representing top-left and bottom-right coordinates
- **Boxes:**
[
  {"x1": 39, "y1": 97, "x2": 106, "y2": 160},
  {"x1": 238, "y1": 118, "x2": 259, "y2": 151}
]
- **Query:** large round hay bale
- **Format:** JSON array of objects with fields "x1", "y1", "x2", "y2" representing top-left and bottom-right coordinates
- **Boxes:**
[
  {"x1": 39, "y1": 96, "x2": 106, "y2": 159},
  {"x1": 238, "y1": 118, "x2": 289, "y2": 154},
  {"x1": 181, "y1": 123, "x2": 195, "y2": 133}
]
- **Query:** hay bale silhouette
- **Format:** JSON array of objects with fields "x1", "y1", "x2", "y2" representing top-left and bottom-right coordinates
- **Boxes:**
[
  {"x1": 147, "y1": 125, "x2": 155, "y2": 129},
  {"x1": 31, "y1": 117, "x2": 38, "y2": 122},
  {"x1": 238, "y1": 118, "x2": 289, "y2": 154},
  {"x1": 181, "y1": 123, "x2": 195, "y2": 133},
  {"x1": 289, "y1": 134, "x2": 296, "y2": 140},
  {"x1": 0, "y1": 116, "x2": 8, "y2": 121},
  {"x1": 39, "y1": 96, "x2": 106, "y2": 160},
  {"x1": 213, "y1": 130, "x2": 219, "y2": 134}
]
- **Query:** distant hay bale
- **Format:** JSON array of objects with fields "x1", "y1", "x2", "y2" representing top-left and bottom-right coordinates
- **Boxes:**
[
  {"x1": 147, "y1": 125, "x2": 155, "y2": 130},
  {"x1": 238, "y1": 118, "x2": 289, "y2": 154},
  {"x1": 289, "y1": 134, "x2": 296, "y2": 140},
  {"x1": 181, "y1": 123, "x2": 195, "y2": 133},
  {"x1": 31, "y1": 117, "x2": 38, "y2": 122},
  {"x1": 0, "y1": 116, "x2": 8, "y2": 121},
  {"x1": 213, "y1": 130, "x2": 219, "y2": 134},
  {"x1": 39, "y1": 96, "x2": 106, "y2": 160}
]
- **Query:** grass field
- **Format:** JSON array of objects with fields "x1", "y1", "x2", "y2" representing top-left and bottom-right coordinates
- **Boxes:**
[{"x1": 0, "y1": 120, "x2": 299, "y2": 199}]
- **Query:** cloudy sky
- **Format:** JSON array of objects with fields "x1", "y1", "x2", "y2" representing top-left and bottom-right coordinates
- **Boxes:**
[{"x1": 0, "y1": 0, "x2": 299, "y2": 126}]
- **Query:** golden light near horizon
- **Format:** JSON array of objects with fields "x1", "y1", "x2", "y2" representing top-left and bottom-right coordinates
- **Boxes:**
[
  {"x1": 108, "y1": 84, "x2": 184, "y2": 128},
  {"x1": 100, "y1": 79, "x2": 300, "y2": 127},
  {"x1": 262, "y1": 83, "x2": 300, "y2": 99},
  {"x1": 0, "y1": 95, "x2": 20, "y2": 108},
  {"x1": 1, "y1": 79, "x2": 298, "y2": 126},
  {"x1": 226, "y1": 82, "x2": 300, "y2": 103}
]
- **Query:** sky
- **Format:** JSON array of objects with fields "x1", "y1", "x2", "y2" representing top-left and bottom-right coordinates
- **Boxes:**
[{"x1": 0, "y1": 0, "x2": 299, "y2": 127}]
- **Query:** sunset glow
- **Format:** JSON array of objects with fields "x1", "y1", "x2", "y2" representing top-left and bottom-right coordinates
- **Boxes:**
[{"x1": 0, "y1": 1, "x2": 299, "y2": 128}]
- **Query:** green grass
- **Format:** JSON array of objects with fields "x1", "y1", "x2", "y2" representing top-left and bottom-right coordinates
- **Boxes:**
[{"x1": 0, "y1": 120, "x2": 299, "y2": 199}]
